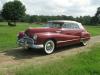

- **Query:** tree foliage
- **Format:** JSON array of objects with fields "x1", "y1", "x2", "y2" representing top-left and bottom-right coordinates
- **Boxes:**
[
  {"x1": 20, "y1": 15, "x2": 92, "y2": 25},
  {"x1": 91, "y1": 7, "x2": 100, "y2": 24},
  {"x1": 0, "y1": 11, "x2": 4, "y2": 22},
  {"x1": 1, "y1": 0, "x2": 26, "y2": 26}
]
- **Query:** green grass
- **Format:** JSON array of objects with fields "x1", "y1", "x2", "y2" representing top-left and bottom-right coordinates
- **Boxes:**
[
  {"x1": 15, "y1": 43, "x2": 100, "y2": 75},
  {"x1": 0, "y1": 22, "x2": 41, "y2": 51},
  {"x1": 85, "y1": 25, "x2": 100, "y2": 36}
]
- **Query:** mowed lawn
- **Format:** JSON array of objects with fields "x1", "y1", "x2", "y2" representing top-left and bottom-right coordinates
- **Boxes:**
[
  {"x1": 85, "y1": 25, "x2": 100, "y2": 36},
  {"x1": 0, "y1": 22, "x2": 100, "y2": 51},
  {"x1": 0, "y1": 22, "x2": 41, "y2": 51}
]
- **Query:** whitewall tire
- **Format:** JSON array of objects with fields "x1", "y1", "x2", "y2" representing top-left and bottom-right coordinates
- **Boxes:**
[
  {"x1": 44, "y1": 40, "x2": 55, "y2": 54},
  {"x1": 80, "y1": 39, "x2": 87, "y2": 46}
]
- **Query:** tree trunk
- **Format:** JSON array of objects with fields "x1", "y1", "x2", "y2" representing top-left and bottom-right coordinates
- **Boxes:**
[
  {"x1": 8, "y1": 21, "x2": 11, "y2": 25},
  {"x1": 14, "y1": 21, "x2": 16, "y2": 26},
  {"x1": 8, "y1": 20, "x2": 16, "y2": 26}
]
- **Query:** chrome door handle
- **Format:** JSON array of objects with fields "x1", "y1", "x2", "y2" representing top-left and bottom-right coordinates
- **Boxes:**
[{"x1": 56, "y1": 31, "x2": 61, "y2": 33}]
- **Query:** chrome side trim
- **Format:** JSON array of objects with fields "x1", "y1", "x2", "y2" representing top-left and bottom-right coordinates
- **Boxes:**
[
  {"x1": 29, "y1": 44, "x2": 43, "y2": 49},
  {"x1": 81, "y1": 37, "x2": 90, "y2": 40},
  {"x1": 57, "y1": 39, "x2": 79, "y2": 43}
]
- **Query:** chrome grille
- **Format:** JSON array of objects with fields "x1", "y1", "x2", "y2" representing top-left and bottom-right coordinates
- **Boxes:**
[{"x1": 23, "y1": 34, "x2": 34, "y2": 44}]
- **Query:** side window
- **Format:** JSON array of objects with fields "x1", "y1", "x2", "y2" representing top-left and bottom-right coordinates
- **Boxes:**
[
  {"x1": 62, "y1": 23, "x2": 71, "y2": 29},
  {"x1": 70, "y1": 23, "x2": 80, "y2": 29},
  {"x1": 62, "y1": 23, "x2": 80, "y2": 29}
]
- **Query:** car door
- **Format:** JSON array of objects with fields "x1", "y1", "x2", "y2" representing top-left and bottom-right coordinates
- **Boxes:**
[{"x1": 61, "y1": 23, "x2": 81, "y2": 44}]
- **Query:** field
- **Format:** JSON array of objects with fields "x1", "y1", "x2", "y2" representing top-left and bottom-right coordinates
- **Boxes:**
[{"x1": 0, "y1": 22, "x2": 100, "y2": 75}]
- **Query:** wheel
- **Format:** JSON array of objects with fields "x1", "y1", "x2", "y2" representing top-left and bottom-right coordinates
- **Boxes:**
[
  {"x1": 44, "y1": 40, "x2": 55, "y2": 54},
  {"x1": 80, "y1": 39, "x2": 87, "y2": 46}
]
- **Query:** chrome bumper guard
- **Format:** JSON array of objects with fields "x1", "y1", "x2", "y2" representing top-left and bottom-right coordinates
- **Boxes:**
[{"x1": 17, "y1": 37, "x2": 43, "y2": 49}]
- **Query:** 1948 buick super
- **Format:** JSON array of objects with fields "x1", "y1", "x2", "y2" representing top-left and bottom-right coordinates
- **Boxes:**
[{"x1": 17, "y1": 20, "x2": 90, "y2": 54}]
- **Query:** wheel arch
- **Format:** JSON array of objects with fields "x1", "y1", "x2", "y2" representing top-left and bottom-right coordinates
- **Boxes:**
[{"x1": 44, "y1": 38, "x2": 57, "y2": 47}]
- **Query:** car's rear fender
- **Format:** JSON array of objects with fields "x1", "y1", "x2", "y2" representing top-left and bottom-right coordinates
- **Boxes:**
[{"x1": 81, "y1": 31, "x2": 90, "y2": 41}]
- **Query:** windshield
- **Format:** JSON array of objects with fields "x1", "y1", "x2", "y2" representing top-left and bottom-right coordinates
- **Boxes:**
[{"x1": 47, "y1": 22, "x2": 64, "y2": 28}]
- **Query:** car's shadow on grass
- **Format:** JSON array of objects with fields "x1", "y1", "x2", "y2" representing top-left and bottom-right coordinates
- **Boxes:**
[
  {"x1": 1, "y1": 44, "x2": 82, "y2": 60},
  {"x1": 2, "y1": 48, "x2": 45, "y2": 60},
  {"x1": 55, "y1": 44, "x2": 82, "y2": 53}
]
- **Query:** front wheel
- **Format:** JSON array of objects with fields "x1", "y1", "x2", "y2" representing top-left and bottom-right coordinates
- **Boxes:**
[{"x1": 44, "y1": 40, "x2": 55, "y2": 54}]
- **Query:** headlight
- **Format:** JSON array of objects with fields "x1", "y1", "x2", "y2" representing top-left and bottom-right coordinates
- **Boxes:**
[{"x1": 33, "y1": 34, "x2": 37, "y2": 40}]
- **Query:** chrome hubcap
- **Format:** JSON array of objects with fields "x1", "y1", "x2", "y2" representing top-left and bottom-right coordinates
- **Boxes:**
[
  {"x1": 83, "y1": 41, "x2": 87, "y2": 45},
  {"x1": 81, "y1": 39, "x2": 87, "y2": 46},
  {"x1": 45, "y1": 40, "x2": 55, "y2": 54},
  {"x1": 46, "y1": 42, "x2": 53, "y2": 51}
]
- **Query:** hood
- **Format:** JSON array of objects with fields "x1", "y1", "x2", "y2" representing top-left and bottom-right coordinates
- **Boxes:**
[{"x1": 25, "y1": 27, "x2": 56, "y2": 37}]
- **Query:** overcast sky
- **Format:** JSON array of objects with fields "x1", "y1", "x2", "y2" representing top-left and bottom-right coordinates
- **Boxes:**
[{"x1": 0, "y1": 0, "x2": 100, "y2": 17}]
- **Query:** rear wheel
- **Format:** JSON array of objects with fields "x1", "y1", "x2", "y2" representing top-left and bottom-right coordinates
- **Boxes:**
[
  {"x1": 44, "y1": 40, "x2": 55, "y2": 54},
  {"x1": 80, "y1": 39, "x2": 87, "y2": 46}
]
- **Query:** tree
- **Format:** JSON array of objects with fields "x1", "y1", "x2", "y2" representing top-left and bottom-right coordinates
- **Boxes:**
[
  {"x1": 1, "y1": 0, "x2": 26, "y2": 26},
  {"x1": 96, "y1": 7, "x2": 100, "y2": 24},
  {"x1": 95, "y1": 7, "x2": 100, "y2": 17},
  {"x1": 0, "y1": 11, "x2": 4, "y2": 22},
  {"x1": 91, "y1": 7, "x2": 100, "y2": 24},
  {"x1": 91, "y1": 16, "x2": 98, "y2": 24}
]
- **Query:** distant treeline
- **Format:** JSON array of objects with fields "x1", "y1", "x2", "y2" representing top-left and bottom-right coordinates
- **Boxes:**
[
  {"x1": 0, "y1": 0, "x2": 99, "y2": 26},
  {"x1": 0, "y1": 14, "x2": 100, "y2": 25},
  {"x1": 19, "y1": 15, "x2": 100, "y2": 25}
]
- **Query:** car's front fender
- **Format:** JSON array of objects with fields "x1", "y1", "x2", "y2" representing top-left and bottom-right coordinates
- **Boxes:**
[
  {"x1": 35, "y1": 32, "x2": 80, "y2": 45},
  {"x1": 17, "y1": 31, "x2": 25, "y2": 39}
]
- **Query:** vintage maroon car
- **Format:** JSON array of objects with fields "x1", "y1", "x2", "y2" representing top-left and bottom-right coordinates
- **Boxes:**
[{"x1": 17, "y1": 20, "x2": 90, "y2": 54}]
